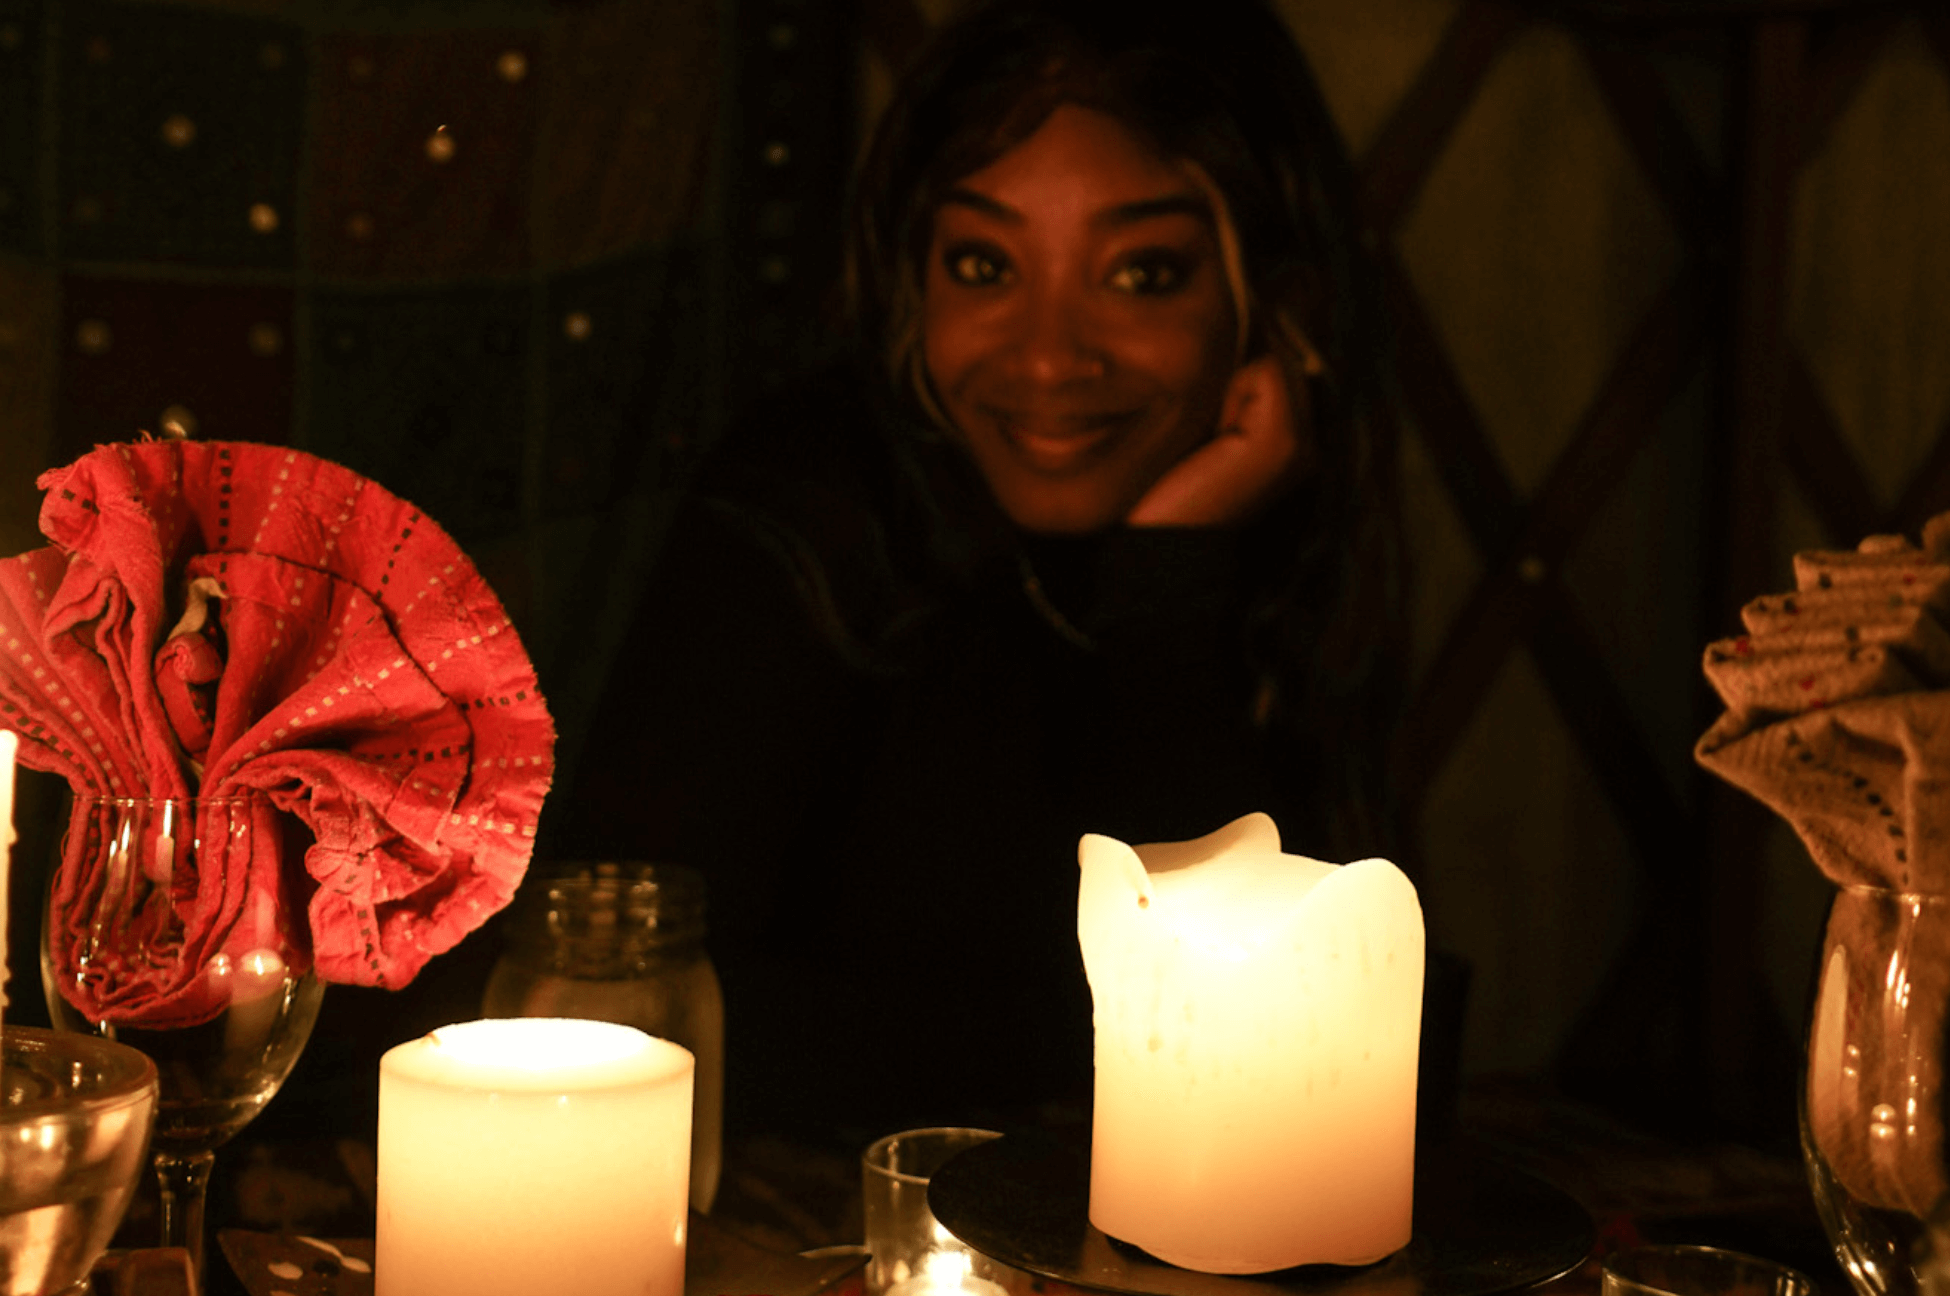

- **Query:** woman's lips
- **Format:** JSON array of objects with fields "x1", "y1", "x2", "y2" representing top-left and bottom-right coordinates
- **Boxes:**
[{"x1": 989, "y1": 410, "x2": 1133, "y2": 472}]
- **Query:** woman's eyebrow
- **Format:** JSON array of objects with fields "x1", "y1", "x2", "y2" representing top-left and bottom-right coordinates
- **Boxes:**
[
  {"x1": 939, "y1": 187, "x2": 1019, "y2": 222},
  {"x1": 1097, "y1": 193, "x2": 1212, "y2": 229},
  {"x1": 936, "y1": 188, "x2": 1212, "y2": 229}
]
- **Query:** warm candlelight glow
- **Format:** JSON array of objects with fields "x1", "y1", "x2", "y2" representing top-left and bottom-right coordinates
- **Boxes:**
[
  {"x1": 376, "y1": 1018, "x2": 693, "y2": 1296},
  {"x1": 885, "y1": 1244, "x2": 1010, "y2": 1296},
  {"x1": 1078, "y1": 812, "x2": 1424, "y2": 1273}
]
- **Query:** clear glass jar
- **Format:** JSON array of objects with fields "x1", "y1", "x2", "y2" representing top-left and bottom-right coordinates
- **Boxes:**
[{"x1": 481, "y1": 863, "x2": 725, "y2": 1212}]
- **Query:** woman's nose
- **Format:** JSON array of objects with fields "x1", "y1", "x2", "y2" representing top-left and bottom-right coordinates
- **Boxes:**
[{"x1": 1005, "y1": 287, "x2": 1108, "y2": 385}]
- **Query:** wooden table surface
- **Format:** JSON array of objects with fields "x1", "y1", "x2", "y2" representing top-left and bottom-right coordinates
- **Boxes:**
[{"x1": 97, "y1": 1076, "x2": 1840, "y2": 1296}]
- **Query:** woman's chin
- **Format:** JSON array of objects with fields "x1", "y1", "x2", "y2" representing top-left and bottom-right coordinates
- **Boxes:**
[{"x1": 990, "y1": 485, "x2": 1131, "y2": 536}]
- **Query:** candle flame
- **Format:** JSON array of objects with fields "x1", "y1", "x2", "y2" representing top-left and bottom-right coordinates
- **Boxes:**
[
  {"x1": 924, "y1": 1249, "x2": 971, "y2": 1289},
  {"x1": 428, "y1": 1018, "x2": 650, "y2": 1070}
]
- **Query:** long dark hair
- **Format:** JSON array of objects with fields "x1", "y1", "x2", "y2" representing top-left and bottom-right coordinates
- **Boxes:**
[{"x1": 846, "y1": 0, "x2": 1407, "y2": 855}]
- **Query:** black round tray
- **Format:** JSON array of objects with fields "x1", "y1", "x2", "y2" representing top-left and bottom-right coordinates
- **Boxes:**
[{"x1": 929, "y1": 1134, "x2": 1593, "y2": 1296}]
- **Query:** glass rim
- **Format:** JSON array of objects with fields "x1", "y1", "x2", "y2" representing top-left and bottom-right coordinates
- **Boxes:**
[
  {"x1": 0, "y1": 1025, "x2": 159, "y2": 1122},
  {"x1": 862, "y1": 1126, "x2": 1002, "y2": 1186},
  {"x1": 1601, "y1": 1243, "x2": 1816, "y2": 1295}
]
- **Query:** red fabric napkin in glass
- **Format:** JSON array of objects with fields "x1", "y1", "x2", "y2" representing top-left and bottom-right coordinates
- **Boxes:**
[{"x1": 0, "y1": 440, "x2": 554, "y2": 1021}]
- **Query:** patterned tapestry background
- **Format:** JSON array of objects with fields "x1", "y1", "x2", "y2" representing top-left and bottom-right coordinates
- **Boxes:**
[{"x1": 0, "y1": 0, "x2": 851, "y2": 799}]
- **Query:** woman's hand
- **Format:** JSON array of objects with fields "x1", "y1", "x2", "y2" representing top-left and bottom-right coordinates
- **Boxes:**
[{"x1": 1124, "y1": 355, "x2": 1310, "y2": 528}]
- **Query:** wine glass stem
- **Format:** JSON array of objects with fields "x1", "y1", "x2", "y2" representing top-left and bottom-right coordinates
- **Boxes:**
[{"x1": 156, "y1": 1147, "x2": 216, "y2": 1291}]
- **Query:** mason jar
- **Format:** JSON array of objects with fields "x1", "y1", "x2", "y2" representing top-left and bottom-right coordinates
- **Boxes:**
[{"x1": 481, "y1": 863, "x2": 725, "y2": 1212}]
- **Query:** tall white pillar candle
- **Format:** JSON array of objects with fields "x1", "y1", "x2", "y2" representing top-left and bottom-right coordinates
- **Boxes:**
[
  {"x1": 1, "y1": 729, "x2": 16, "y2": 1033},
  {"x1": 376, "y1": 1017, "x2": 693, "y2": 1296},
  {"x1": 1078, "y1": 812, "x2": 1424, "y2": 1273}
]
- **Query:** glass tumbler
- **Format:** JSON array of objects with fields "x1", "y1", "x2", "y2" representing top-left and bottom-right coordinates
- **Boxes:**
[
  {"x1": 1601, "y1": 1245, "x2": 1815, "y2": 1296},
  {"x1": 481, "y1": 862, "x2": 724, "y2": 1212},
  {"x1": 0, "y1": 1025, "x2": 159, "y2": 1296},
  {"x1": 863, "y1": 1127, "x2": 1013, "y2": 1296}
]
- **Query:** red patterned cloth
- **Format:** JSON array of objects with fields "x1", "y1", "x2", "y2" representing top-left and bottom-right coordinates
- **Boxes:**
[{"x1": 0, "y1": 439, "x2": 553, "y2": 1020}]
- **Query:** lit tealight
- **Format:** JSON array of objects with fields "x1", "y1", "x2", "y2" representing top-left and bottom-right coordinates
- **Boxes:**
[
  {"x1": 885, "y1": 1249, "x2": 1007, "y2": 1296},
  {"x1": 425, "y1": 126, "x2": 455, "y2": 164}
]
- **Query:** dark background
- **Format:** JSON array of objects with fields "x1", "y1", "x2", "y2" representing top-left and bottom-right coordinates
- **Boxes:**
[{"x1": 3, "y1": 0, "x2": 1949, "y2": 1190}]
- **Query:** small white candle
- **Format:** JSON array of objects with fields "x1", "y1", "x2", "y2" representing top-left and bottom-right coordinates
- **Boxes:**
[
  {"x1": 1078, "y1": 812, "x2": 1424, "y2": 1273},
  {"x1": 376, "y1": 1018, "x2": 693, "y2": 1296},
  {"x1": 0, "y1": 729, "x2": 16, "y2": 1035}
]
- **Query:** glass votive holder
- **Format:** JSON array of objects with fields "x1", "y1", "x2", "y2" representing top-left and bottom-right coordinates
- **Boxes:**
[
  {"x1": 1602, "y1": 1245, "x2": 1817, "y2": 1296},
  {"x1": 863, "y1": 1127, "x2": 1014, "y2": 1296}
]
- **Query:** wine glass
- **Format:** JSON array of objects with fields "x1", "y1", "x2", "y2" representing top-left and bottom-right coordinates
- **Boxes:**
[
  {"x1": 1801, "y1": 884, "x2": 1950, "y2": 1296},
  {"x1": 40, "y1": 793, "x2": 325, "y2": 1292}
]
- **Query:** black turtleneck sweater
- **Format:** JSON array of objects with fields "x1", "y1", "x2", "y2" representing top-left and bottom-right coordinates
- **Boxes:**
[{"x1": 549, "y1": 364, "x2": 1317, "y2": 1146}]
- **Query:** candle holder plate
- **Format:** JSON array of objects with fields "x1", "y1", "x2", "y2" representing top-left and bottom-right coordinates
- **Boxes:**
[{"x1": 929, "y1": 1135, "x2": 1592, "y2": 1296}]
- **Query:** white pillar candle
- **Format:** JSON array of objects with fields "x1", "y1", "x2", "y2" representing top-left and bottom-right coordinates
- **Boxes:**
[
  {"x1": 1077, "y1": 812, "x2": 1424, "y2": 1274},
  {"x1": 376, "y1": 1018, "x2": 694, "y2": 1296},
  {"x1": 1, "y1": 729, "x2": 16, "y2": 1034}
]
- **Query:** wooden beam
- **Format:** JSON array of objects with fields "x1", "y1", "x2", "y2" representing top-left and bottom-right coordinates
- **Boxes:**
[
  {"x1": 1359, "y1": 0, "x2": 1527, "y2": 233},
  {"x1": 1392, "y1": 276, "x2": 1709, "y2": 814},
  {"x1": 1779, "y1": 348, "x2": 1878, "y2": 545},
  {"x1": 1578, "y1": 32, "x2": 1724, "y2": 249},
  {"x1": 1703, "y1": 11, "x2": 1809, "y2": 1134},
  {"x1": 1792, "y1": 12, "x2": 1900, "y2": 170},
  {"x1": 1891, "y1": 411, "x2": 1950, "y2": 537}
]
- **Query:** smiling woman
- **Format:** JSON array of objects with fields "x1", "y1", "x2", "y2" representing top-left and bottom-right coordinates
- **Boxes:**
[
  {"x1": 551, "y1": 0, "x2": 1404, "y2": 1144},
  {"x1": 921, "y1": 105, "x2": 1246, "y2": 534}
]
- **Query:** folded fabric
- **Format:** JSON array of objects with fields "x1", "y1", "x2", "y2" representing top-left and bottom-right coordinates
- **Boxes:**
[
  {"x1": 1695, "y1": 513, "x2": 1950, "y2": 1218},
  {"x1": 0, "y1": 440, "x2": 554, "y2": 1026}
]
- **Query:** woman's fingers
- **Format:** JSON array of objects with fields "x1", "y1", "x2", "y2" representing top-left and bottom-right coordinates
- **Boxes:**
[{"x1": 1126, "y1": 355, "x2": 1310, "y2": 528}]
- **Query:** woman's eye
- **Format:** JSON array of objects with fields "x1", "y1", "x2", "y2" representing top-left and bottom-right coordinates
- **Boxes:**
[
  {"x1": 1109, "y1": 254, "x2": 1190, "y2": 295},
  {"x1": 943, "y1": 245, "x2": 1010, "y2": 286}
]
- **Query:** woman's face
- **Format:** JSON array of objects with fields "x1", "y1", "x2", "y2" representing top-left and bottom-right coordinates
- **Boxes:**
[{"x1": 921, "y1": 104, "x2": 1240, "y2": 534}]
